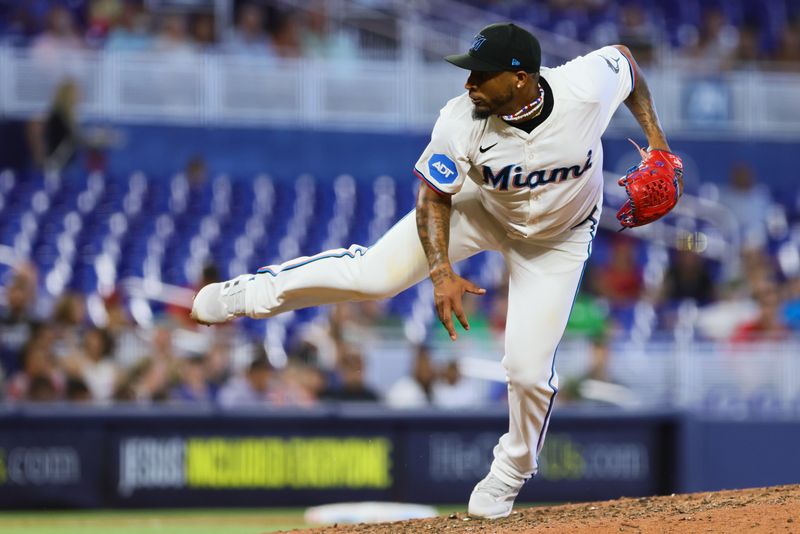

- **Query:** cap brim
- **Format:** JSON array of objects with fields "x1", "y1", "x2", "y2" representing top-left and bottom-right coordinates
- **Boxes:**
[{"x1": 444, "y1": 53, "x2": 507, "y2": 72}]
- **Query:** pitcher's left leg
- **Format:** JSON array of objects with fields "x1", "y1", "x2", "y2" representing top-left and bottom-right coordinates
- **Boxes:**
[
  {"x1": 469, "y1": 243, "x2": 587, "y2": 519},
  {"x1": 490, "y1": 261, "x2": 586, "y2": 485}
]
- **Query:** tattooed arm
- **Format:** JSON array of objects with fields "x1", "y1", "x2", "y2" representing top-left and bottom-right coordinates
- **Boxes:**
[
  {"x1": 614, "y1": 45, "x2": 679, "y2": 193},
  {"x1": 416, "y1": 183, "x2": 485, "y2": 341},
  {"x1": 614, "y1": 45, "x2": 671, "y2": 152}
]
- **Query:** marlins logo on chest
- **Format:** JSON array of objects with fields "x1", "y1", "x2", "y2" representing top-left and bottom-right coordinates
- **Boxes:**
[{"x1": 482, "y1": 150, "x2": 594, "y2": 191}]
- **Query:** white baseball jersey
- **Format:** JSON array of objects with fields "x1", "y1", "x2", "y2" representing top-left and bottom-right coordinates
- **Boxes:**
[
  {"x1": 414, "y1": 45, "x2": 634, "y2": 240},
  {"x1": 203, "y1": 44, "x2": 640, "y2": 495}
]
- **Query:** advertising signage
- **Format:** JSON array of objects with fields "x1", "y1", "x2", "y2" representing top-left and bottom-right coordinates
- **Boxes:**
[{"x1": 0, "y1": 408, "x2": 677, "y2": 508}]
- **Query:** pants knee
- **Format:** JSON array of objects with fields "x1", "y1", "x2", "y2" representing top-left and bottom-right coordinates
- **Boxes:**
[
  {"x1": 346, "y1": 259, "x2": 407, "y2": 300},
  {"x1": 503, "y1": 352, "x2": 557, "y2": 391},
  {"x1": 359, "y1": 286, "x2": 398, "y2": 301}
]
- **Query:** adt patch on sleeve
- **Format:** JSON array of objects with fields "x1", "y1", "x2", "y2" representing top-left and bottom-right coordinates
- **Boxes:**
[{"x1": 428, "y1": 154, "x2": 459, "y2": 184}]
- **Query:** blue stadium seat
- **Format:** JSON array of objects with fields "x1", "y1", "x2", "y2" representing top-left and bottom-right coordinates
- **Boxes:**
[{"x1": 0, "y1": 164, "x2": 692, "y2": 340}]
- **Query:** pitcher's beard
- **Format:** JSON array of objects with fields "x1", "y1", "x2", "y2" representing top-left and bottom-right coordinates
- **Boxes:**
[{"x1": 471, "y1": 88, "x2": 515, "y2": 120}]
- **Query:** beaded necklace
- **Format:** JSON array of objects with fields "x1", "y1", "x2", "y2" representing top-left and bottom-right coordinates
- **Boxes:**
[{"x1": 501, "y1": 84, "x2": 545, "y2": 122}]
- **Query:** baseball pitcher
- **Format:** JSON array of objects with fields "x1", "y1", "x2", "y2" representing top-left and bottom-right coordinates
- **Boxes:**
[{"x1": 192, "y1": 22, "x2": 683, "y2": 518}]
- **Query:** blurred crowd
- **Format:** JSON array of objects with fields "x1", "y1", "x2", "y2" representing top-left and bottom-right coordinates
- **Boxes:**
[
  {"x1": 478, "y1": 0, "x2": 800, "y2": 70},
  {"x1": 1, "y1": 0, "x2": 360, "y2": 61},
  {"x1": 3, "y1": 169, "x2": 800, "y2": 408},
  {"x1": 0, "y1": 0, "x2": 798, "y2": 69},
  {"x1": 0, "y1": 262, "x2": 497, "y2": 407},
  {"x1": 583, "y1": 158, "x2": 800, "y2": 344}
]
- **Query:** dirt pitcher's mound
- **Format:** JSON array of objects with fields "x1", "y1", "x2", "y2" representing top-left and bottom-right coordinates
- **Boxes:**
[{"x1": 287, "y1": 484, "x2": 800, "y2": 534}]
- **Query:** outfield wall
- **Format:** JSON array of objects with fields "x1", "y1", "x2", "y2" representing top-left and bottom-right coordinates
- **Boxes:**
[{"x1": 0, "y1": 406, "x2": 795, "y2": 509}]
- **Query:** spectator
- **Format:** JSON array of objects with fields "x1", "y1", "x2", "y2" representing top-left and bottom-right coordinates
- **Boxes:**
[
  {"x1": 717, "y1": 163, "x2": 773, "y2": 248},
  {"x1": 295, "y1": 363, "x2": 327, "y2": 402},
  {"x1": 616, "y1": 3, "x2": 657, "y2": 65},
  {"x1": 694, "y1": 249, "x2": 768, "y2": 340},
  {"x1": 728, "y1": 23, "x2": 762, "y2": 68},
  {"x1": 273, "y1": 363, "x2": 320, "y2": 406},
  {"x1": 301, "y1": 302, "x2": 381, "y2": 371},
  {"x1": 62, "y1": 327, "x2": 119, "y2": 402},
  {"x1": 731, "y1": 281, "x2": 790, "y2": 342},
  {"x1": 772, "y1": 21, "x2": 800, "y2": 70},
  {"x1": 783, "y1": 275, "x2": 800, "y2": 332},
  {"x1": 27, "y1": 78, "x2": 119, "y2": 173},
  {"x1": 204, "y1": 339, "x2": 232, "y2": 392},
  {"x1": 218, "y1": 354, "x2": 276, "y2": 406},
  {"x1": 564, "y1": 289, "x2": 609, "y2": 340},
  {"x1": 321, "y1": 345, "x2": 378, "y2": 402},
  {"x1": 559, "y1": 336, "x2": 638, "y2": 407},
  {"x1": 116, "y1": 322, "x2": 180, "y2": 402},
  {"x1": 190, "y1": 13, "x2": 216, "y2": 49},
  {"x1": 271, "y1": 11, "x2": 302, "y2": 58},
  {"x1": 27, "y1": 79, "x2": 81, "y2": 172},
  {"x1": 87, "y1": 0, "x2": 124, "y2": 42},
  {"x1": 288, "y1": 339, "x2": 322, "y2": 367},
  {"x1": 50, "y1": 290, "x2": 87, "y2": 358},
  {"x1": 488, "y1": 278, "x2": 509, "y2": 337},
  {"x1": 31, "y1": 5, "x2": 84, "y2": 60},
  {"x1": 102, "y1": 290, "x2": 141, "y2": 368},
  {"x1": 661, "y1": 250, "x2": 716, "y2": 305},
  {"x1": 27, "y1": 375, "x2": 59, "y2": 402},
  {"x1": 687, "y1": 7, "x2": 739, "y2": 71},
  {"x1": 432, "y1": 360, "x2": 482, "y2": 408},
  {"x1": 300, "y1": 2, "x2": 357, "y2": 61},
  {"x1": 105, "y1": 1, "x2": 153, "y2": 52},
  {"x1": 104, "y1": 290, "x2": 130, "y2": 334},
  {"x1": 0, "y1": 268, "x2": 40, "y2": 377},
  {"x1": 593, "y1": 236, "x2": 644, "y2": 306},
  {"x1": 65, "y1": 377, "x2": 92, "y2": 402},
  {"x1": 222, "y1": 3, "x2": 276, "y2": 58},
  {"x1": 113, "y1": 363, "x2": 144, "y2": 402},
  {"x1": 153, "y1": 13, "x2": 194, "y2": 56},
  {"x1": 724, "y1": 247, "x2": 778, "y2": 300},
  {"x1": 385, "y1": 345, "x2": 436, "y2": 408},
  {"x1": 171, "y1": 355, "x2": 216, "y2": 403},
  {"x1": 185, "y1": 155, "x2": 209, "y2": 189},
  {"x1": 297, "y1": 319, "x2": 339, "y2": 372},
  {"x1": 6, "y1": 338, "x2": 65, "y2": 402}
]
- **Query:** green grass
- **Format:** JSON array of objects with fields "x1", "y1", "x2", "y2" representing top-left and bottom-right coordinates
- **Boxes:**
[
  {"x1": 0, "y1": 508, "x2": 308, "y2": 534},
  {"x1": 0, "y1": 505, "x2": 479, "y2": 534},
  {"x1": 0, "y1": 504, "x2": 548, "y2": 533}
]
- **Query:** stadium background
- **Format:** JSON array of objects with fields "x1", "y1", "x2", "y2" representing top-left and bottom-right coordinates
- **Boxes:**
[{"x1": 0, "y1": 0, "x2": 799, "y2": 527}]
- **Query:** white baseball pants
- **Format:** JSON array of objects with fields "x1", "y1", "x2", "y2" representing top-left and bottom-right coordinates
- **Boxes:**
[{"x1": 244, "y1": 179, "x2": 599, "y2": 485}]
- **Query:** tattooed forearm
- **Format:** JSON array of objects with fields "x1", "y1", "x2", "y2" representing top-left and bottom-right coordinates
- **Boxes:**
[
  {"x1": 614, "y1": 45, "x2": 670, "y2": 152},
  {"x1": 625, "y1": 76, "x2": 668, "y2": 149},
  {"x1": 416, "y1": 184, "x2": 454, "y2": 277}
]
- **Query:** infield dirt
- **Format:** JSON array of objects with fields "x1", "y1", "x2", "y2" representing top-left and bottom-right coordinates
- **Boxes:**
[{"x1": 286, "y1": 484, "x2": 800, "y2": 534}]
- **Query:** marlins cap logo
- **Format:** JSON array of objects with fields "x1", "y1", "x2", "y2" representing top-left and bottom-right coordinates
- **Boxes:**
[{"x1": 470, "y1": 34, "x2": 487, "y2": 51}]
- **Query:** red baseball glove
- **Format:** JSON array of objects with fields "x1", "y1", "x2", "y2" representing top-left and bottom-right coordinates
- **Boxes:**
[{"x1": 616, "y1": 139, "x2": 683, "y2": 228}]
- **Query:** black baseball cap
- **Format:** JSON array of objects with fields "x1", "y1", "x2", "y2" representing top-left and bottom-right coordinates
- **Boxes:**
[{"x1": 445, "y1": 23, "x2": 541, "y2": 73}]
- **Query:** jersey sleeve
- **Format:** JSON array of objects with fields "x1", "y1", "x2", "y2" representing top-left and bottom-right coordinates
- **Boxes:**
[
  {"x1": 562, "y1": 45, "x2": 635, "y2": 112},
  {"x1": 413, "y1": 103, "x2": 471, "y2": 195}
]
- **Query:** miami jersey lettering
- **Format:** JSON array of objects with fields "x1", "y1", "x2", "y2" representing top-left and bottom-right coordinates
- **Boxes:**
[
  {"x1": 482, "y1": 150, "x2": 593, "y2": 191},
  {"x1": 414, "y1": 45, "x2": 633, "y2": 239}
]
